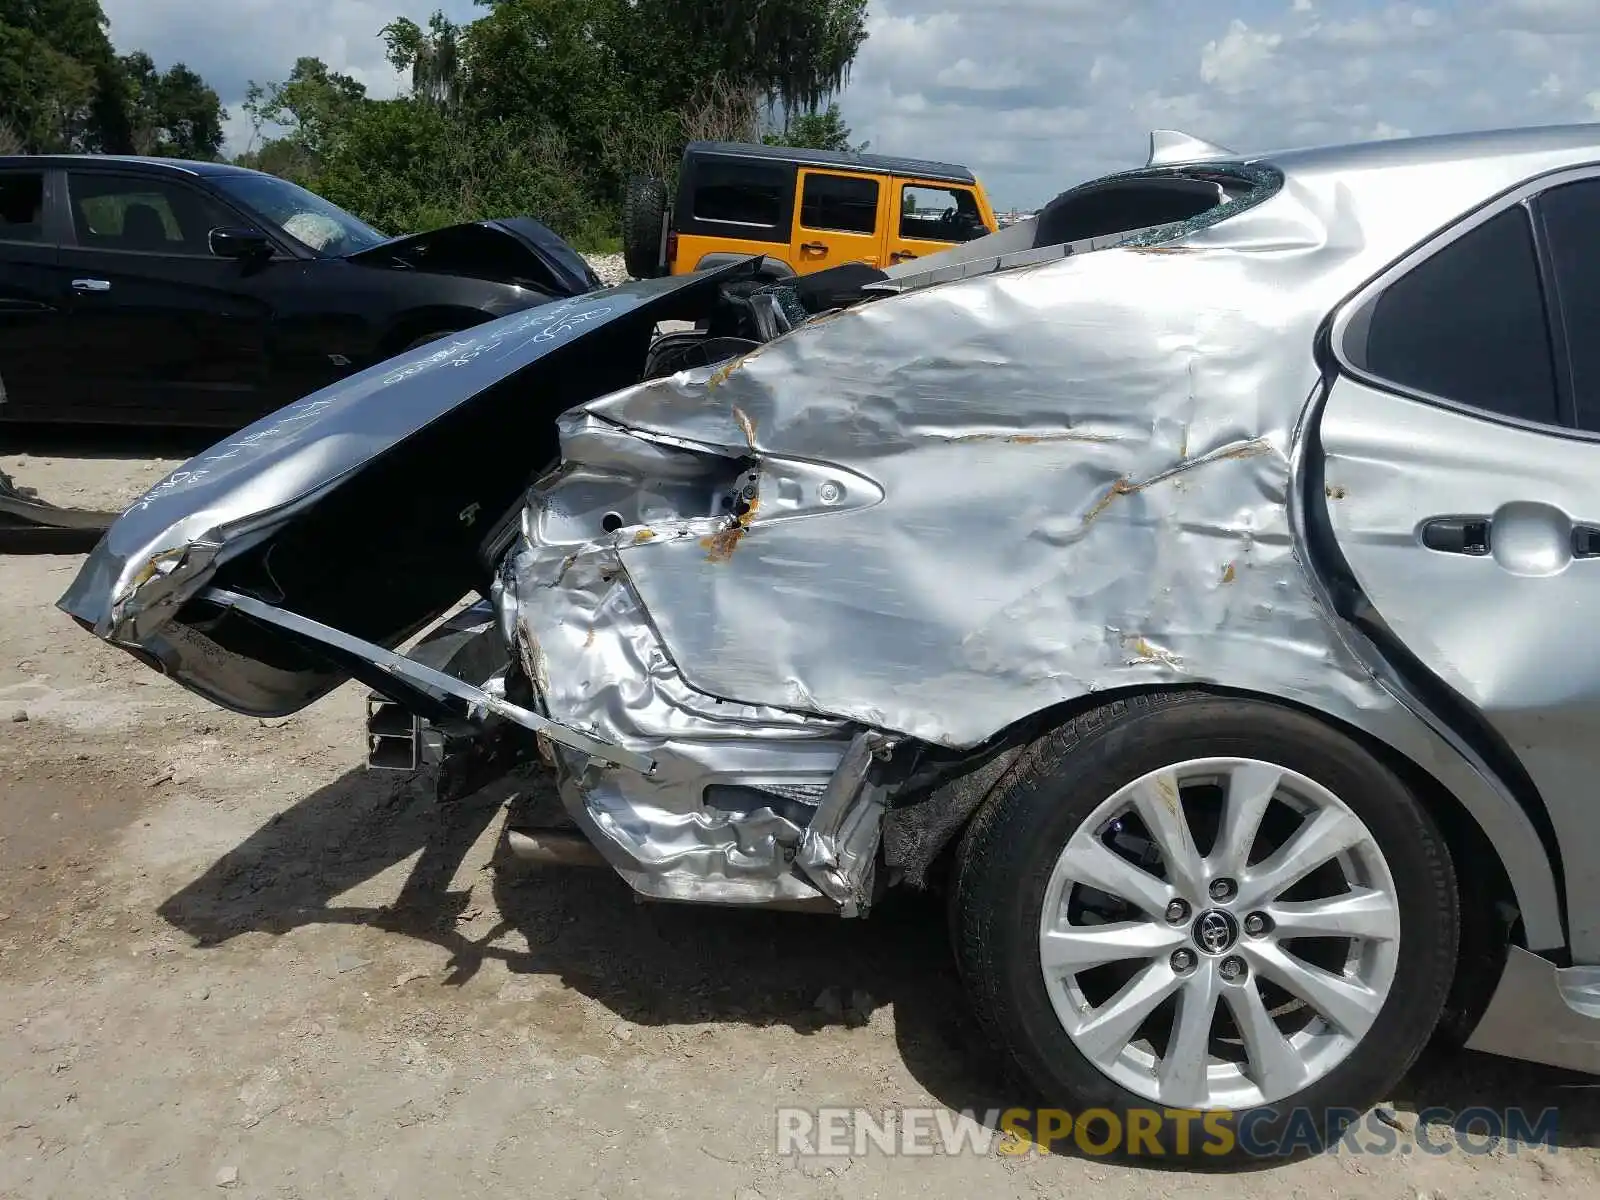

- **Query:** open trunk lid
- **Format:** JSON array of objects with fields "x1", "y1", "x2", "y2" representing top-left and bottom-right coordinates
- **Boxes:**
[{"x1": 57, "y1": 262, "x2": 751, "y2": 717}]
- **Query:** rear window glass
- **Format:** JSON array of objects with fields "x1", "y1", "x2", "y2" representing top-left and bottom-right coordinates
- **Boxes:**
[
  {"x1": 1031, "y1": 164, "x2": 1279, "y2": 252},
  {"x1": 692, "y1": 161, "x2": 788, "y2": 227},
  {"x1": 0, "y1": 173, "x2": 45, "y2": 242},
  {"x1": 1351, "y1": 205, "x2": 1558, "y2": 425}
]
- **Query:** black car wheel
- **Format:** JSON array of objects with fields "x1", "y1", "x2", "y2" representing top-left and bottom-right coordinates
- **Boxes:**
[
  {"x1": 950, "y1": 691, "x2": 1458, "y2": 1159},
  {"x1": 623, "y1": 176, "x2": 669, "y2": 280}
]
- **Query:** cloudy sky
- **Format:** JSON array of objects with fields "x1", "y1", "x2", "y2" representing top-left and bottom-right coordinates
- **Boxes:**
[{"x1": 102, "y1": 0, "x2": 1600, "y2": 209}]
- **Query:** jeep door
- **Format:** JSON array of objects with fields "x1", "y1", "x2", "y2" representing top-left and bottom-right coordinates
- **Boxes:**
[
  {"x1": 886, "y1": 178, "x2": 993, "y2": 267},
  {"x1": 792, "y1": 168, "x2": 887, "y2": 272}
]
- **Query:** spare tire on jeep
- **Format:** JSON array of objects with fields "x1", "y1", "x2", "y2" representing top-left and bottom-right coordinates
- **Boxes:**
[{"x1": 623, "y1": 176, "x2": 669, "y2": 280}]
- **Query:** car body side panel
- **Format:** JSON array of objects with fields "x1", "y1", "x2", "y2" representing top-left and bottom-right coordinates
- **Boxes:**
[
  {"x1": 1320, "y1": 375, "x2": 1600, "y2": 960},
  {"x1": 562, "y1": 234, "x2": 1565, "y2": 949}
]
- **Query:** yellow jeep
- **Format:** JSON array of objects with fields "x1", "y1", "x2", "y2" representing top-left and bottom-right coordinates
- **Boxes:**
[{"x1": 622, "y1": 140, "x2": 999, "y2": 281}]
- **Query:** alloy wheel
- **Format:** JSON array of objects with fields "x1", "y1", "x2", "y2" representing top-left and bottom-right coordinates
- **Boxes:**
[{"x1": 1037, "y1": 757, "x2": 1400, "y2": 1110}]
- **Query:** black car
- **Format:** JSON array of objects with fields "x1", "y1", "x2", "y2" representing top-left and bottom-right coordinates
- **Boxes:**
[{"x1": 0, "y1": 155, "x2": 601, "y2": 429}]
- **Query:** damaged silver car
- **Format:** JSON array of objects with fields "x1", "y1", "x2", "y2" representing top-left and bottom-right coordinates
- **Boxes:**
[{"x1": 59, "y1": 122, "x2": 1600, "y2": 1152}]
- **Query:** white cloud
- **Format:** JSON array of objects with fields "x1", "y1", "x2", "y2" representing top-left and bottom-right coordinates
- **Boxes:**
[
  {"x1": 1200, "y1": 21, "x2": 1283, "y2": 94},
  {"x1": 103, "y1": 0, "x2": 1600, "y2": 209}
]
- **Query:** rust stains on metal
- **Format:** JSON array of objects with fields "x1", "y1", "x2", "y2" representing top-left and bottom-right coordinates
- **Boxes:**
[
  {"x1": 1217, "y1": 437, "x2": 1274, "y2": 461},
  {"x1": 701, "y1": 497, "x2": 761, "y2": 563},
  {"x1": 1325, "y1": 484, "x2": 1348, "y2": 499},
  {"x1": 1077, "y1": 437, "x2": 1278, "y2": 532},
  {"x1": 732, "y1": 405, "x2": 758, "y2": 451},
  {"x1": 1082, "y1": 478, "x2": 1138, "y2": 528},
  {"x1": 632, "y1": 528, "x2": 657, "y2": 544},
  {"x1": 514, "y1": 615, "x2": 551, "y2": 698},
  {"x1": 1221, "y1": 561, "x2": 1237, "y2": 584},
  {"x1": 707, "y1": 358, "x2": 741, "y2": 390},
  {"x1": 584, "y1": 626, "x2": 597, "y2": 649},
  {"x1": 1124, "y1": 634, "x2": 1184, "y2": 669}
]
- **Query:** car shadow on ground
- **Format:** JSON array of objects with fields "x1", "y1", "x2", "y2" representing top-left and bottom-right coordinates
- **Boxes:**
[{"x1": 156, "y1": 763, "x2": 1600, "y2": 1163}]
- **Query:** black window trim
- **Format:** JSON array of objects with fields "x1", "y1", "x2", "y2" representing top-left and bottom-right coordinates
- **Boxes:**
[
  {"x1": 797, "y1": 168, "x2": 880, "y2": 236},
  {"x1": 1330, "y1": 162, "x2": 1600, "y2": 442},
  {"x1": 59, "y1": 168, "x2": 299, "y2": 261}
]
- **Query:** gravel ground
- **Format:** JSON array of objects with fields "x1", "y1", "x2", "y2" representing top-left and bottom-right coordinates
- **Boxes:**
[
  {"x1": 586, "y1": 251, "x2": 630, "y2": 286},
  {"x1": 1, "y1": 255, "x2": 1599, "y2": 1196}
]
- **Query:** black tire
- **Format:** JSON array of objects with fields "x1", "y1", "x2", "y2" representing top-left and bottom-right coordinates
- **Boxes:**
[
  {"x1": 622, "y1": 175, "x2": 669, "y2": 280},
  {"x1": 950, "y1": 691, "x2": 1458, "y2": 1161}
]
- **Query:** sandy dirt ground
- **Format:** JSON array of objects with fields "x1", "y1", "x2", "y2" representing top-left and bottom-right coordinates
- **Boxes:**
[{"x1": 3, "y1": 435, "x2": 1600, "y2": 1199}]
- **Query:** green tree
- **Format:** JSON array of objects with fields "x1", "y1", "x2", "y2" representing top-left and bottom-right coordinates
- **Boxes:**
[
  {"x1": 121, "y1": 51, "x2": 226, "y2": 159},
  {"x1": 235, "y1": 0, "x2": 871, "y2": 246},
  {"x1": 763, "y1": 102, "x2": 864, "y2": 152},
  {"x1": 240, "y1": 57, "x2": 368, "y2": 164},
  {"x1": 0, "y1": 0, "x2": 124, "y2": 151},
  {"x1": 382, "y1": 12, "x2": 466, "y2": 111}
]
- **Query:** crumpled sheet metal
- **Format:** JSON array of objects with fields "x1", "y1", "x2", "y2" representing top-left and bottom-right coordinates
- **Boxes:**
[
  {"x1": 494, "y1": 512, "x2": 854, "y2": 907},
  {"x1": 55, "y1": 276, "x2": 698, "y2": 646},
  {"x1": 509, "y1": 153, "x2": 1568, "y2": 946},
  {"x1": 591, "y1": 245, "x2": 1367, "y2": 748}
]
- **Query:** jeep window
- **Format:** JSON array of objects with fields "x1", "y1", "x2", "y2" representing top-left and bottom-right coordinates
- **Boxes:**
[
  {"x1": 692, "y1": 161, "x2": 787, "y2": 227},
  {"x1": 800, "y1": 173, "x2": 879, "y2": 235},
  {"x1": 1350, "y1": 205, "x2": 1559, "y2": 426},
  {"x1": 0, "y1": 172, "x2": 44, "y2": 242},
  {"x1": 901, "y1": 185, "x2": 985, "y2": 243},
  {"x1": 1534, "y1": 179, "x2": 1600, "y2": 431}
]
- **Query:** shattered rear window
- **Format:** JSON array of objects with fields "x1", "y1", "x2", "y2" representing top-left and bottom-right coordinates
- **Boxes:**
[{"x1": 1032, "y1": 162, "x2": 1283, "y2": 251}]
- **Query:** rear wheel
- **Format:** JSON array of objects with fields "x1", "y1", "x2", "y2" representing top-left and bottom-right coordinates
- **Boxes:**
[
  {"x1": 950, "y1": 692, "x2": 1458, "y2": 1159},
  {"x1": 623, "y1": 176, "x2": 669, "y2": 280}
]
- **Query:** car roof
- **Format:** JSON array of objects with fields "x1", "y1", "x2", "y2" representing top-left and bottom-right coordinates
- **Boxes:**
[
  {"x1": 686, "y1": 140, "x2": 977, "y2": 185},
  {"x1": 0, "y1": 154, "x2": 265, "y2": 179},
  {"x1": 1256, "y1": 121, "x2": 1600, "y2": 178}
]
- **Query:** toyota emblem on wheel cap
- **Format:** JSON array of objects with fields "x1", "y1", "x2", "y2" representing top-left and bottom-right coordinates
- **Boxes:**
[{"x1": 1195, "y1": 910, "x2": 1237, "y2": 955}]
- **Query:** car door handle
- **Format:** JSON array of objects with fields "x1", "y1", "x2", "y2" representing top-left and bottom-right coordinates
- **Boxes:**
[
  {"x1": 891, "y1": 251, "x2": 918, "y2": 262},
  {"x1": 800, "y1": 242, "x2": 828, "y2": 254},
  {"x1": 1421, "y1": 516, "x2": 1492, "y2": 555},
  {"x1": 72, "y1": 279, "x2": 111, "y2": 293}
]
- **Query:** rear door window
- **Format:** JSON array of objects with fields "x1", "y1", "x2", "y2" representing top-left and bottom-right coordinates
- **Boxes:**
[
  {"x1": 1349, "y1": 206, "x2": 1559, "y2": 427},
  {"x1": 0, "y1": 172, "x2": 46, "y2": 243},
  {"x1": 691, "y1": 161, "x2": 788, "y2": 228},
  {"x1": 1534, "y1": 179, "x2": 1600, "y2": 432},
  {"x1": 800, "y1": 173, "x2": 879, "y2": 235}
]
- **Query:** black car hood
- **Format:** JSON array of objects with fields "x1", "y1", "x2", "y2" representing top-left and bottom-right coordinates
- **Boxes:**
[
  {"x1": 56, "y1": 261, "x2": 752, "y2": 717},
  {"x1": 344, "y1": 217, "x2": 601, "y2": 297}
]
